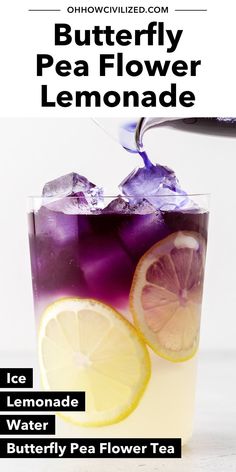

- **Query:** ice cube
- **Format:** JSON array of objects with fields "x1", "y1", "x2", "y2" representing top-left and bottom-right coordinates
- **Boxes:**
[
  {"x1": 131, "y1": 199, "x2": 157, "y2": 214},
  {"x1": 43, "y1": 172, "x2": 94, "y2": 198},
  {"x1": 78, "y1": 216, "x2": 135, "y2": 308},
  {"x1": 118, "y1": 211, "x2": 170, "y2": 259},
  {"x1": 42, "y1": 172, "x2": 104, "y2": 210},
  {"x1": 120, "y1": 164, "x2": 179, "y2": 196},
  {"x1": 43, "y1": 193, "x2": 91, "y2": 215},
  {"x1": 103, "y1": 196, "x2": 130, "y2": 213},
  {"x1": 150, "y1": 187, "x2": 188, "y2": 211},
  {"x1": 120, "y1": 164, "x2": 188, "y2": 210},
  {"x1": 30, "y1": 205, "x2": 90, "y2": 243},
  {"x1": 29, "y1": 208, "x2": 90, "y2": 297},
  {"x1": 103, "y1": 196, "x2": 157, "y2": 215}
]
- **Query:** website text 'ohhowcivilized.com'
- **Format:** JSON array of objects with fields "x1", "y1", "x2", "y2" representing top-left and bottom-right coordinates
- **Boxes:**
[{"x1": 67, "y1": 5, "x2": 169, "y2": 14}]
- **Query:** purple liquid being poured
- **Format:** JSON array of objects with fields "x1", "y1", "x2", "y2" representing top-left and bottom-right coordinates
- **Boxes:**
[
  {"x1": 139, "y1": 150, "x2": 152, "y2": 168},
  {"x1": 119, "y1": 121, "x2": 153, "y2": 169}
]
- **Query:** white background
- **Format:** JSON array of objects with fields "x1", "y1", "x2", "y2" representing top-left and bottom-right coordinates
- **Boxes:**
[
  {"x1": 1, "y1": 0, "x2": 236, "y2": 116},
  {"x1": 0, "y1": 117, "x2": 235, "y2": 352}
]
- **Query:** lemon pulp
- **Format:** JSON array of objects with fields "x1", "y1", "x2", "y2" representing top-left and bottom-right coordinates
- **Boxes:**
[
  {"x1": 39, "y1": 298, "x2": 150, "y2": 426},
  {"x1": 130, "y1": 231, "x2": 206, "y2": 362}
]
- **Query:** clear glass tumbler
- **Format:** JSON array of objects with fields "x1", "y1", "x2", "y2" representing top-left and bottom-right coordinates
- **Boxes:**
[{"x1": 28, "y1": 194, "x2": 209, "y2": 444}]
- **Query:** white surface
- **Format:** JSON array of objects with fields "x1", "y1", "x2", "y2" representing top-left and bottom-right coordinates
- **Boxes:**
[
  {"x1": 0, "y1": 350, "x2": 235, "y2": 471},
  {"x1": 0, "y1": 118, "x2": 236, "y2": 351}
]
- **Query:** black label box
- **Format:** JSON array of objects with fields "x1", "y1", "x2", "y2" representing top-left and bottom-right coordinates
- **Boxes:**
[
  {"x1": 0, "y1": 415, "x2": 55, "y2": 435},
  {"x1": 0, "y1": 391, "x2": 85, "y2": 412},
  {"x1": 0, "y1": 369, "x2": 33, "y2": 389}
]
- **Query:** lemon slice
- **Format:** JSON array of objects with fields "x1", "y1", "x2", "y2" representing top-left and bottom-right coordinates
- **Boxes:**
[
  {"x1": 130, "y1": 231, "x2": 206, "y2": 362},
  {"x1": 39, "y1": 298, "x2": 150, "y2": 426}
]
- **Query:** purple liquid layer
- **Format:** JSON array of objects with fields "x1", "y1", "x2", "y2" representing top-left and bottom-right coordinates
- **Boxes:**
[{"x1": 28, "y1": 206, "x2": 209, "y2": 317}]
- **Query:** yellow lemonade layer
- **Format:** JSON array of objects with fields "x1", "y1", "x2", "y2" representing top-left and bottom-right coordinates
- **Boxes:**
[{"x1": 56, "y1": 351, "x2": 198, "y2": 444}]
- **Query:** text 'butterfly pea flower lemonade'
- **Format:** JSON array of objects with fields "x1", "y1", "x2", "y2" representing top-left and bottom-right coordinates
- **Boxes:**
[{"x1": 28, "y1": 122, "x2": 209, "y2": 444}]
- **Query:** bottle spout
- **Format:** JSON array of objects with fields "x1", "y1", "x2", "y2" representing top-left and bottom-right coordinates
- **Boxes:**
[
  {"x1": 135, "y1": 117, "x2": 236, "y2": 152},
  {"x1": 135, "y1": 117, "x2": 181, "y2": 151}
]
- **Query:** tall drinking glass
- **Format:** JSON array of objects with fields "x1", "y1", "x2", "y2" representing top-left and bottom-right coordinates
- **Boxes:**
[{"x1": 28, "y1": 194, "x2": 209, "y2": 443}]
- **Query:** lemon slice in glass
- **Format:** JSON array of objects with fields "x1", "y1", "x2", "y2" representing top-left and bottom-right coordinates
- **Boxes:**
[
  {"x1": 130, "y1": 231, "x2": 206, "y2": 362},
  {"x1": 39, "y1": 298, "x2": 150, "y2": 426}
]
